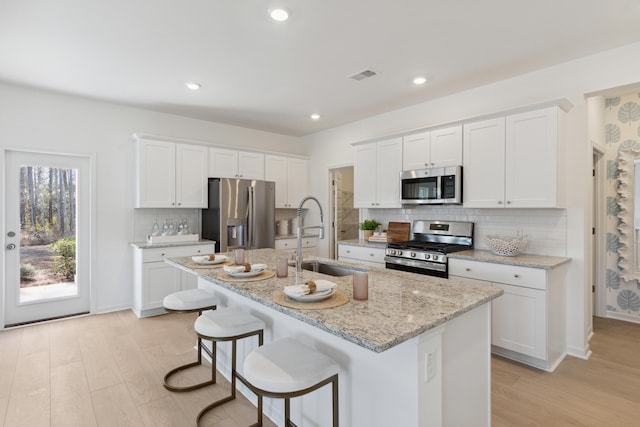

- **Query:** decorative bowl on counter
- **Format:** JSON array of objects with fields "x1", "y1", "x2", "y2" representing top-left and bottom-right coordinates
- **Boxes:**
[{"x1": 484, "y1": 235, "x2": 528, "y2": 257}]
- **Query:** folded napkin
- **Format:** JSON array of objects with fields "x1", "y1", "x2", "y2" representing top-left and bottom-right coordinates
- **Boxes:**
[
  {"x1": 284, "y1": 279, "x2": 337, "y2": 296},
  {"x1": 223, "y1": 263, "x2": 267, "y2": 273}
]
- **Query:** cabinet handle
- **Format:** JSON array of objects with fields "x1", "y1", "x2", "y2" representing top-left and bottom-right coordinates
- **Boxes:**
[
  {"x1": 178, "y1": 202, "x2": 181, "y2": 206},
  {"x1": 197, "y1": 250, "x2": 201, "y2": 253},
  {"x1": 514, "y1": 274, "x2": 520, "y2": 278},
  {"x1": 465, "y1": 268, "x2": 471, "y2": 271},
  {"x1": 506, "y1": 201, "x2": 511, "y2": 205},
  {"x1": 346, "y1": 250, "x2": 351, "y2": 253},
  {"x1": 171, "y1": 202, "x2": 175, "y2": 206},
  {"x1": 497, "y1": 201, "x2": 503, "y2": 205},
  {"x1": 369, "y1": 253, "x2": 374, "y2": 256},
  {"x1": 161, "y1": 253, "x2": 165, "y2": 257}
]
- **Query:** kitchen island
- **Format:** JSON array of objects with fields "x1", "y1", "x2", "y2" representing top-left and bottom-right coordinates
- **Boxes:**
[{"x1": 166, "y1": 249, "x2": 503, "y2": 427}]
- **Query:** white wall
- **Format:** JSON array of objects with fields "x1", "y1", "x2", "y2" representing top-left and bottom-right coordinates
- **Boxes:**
[
  {"x1": 0, "y1": 83, "x2": 304, "y2": 320},
  {"x1": 300, "y1": 41, "x2": 640, "y2": 359}
]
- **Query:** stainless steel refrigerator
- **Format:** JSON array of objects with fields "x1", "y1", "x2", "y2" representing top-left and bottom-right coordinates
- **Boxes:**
[{"x1": 201, "y1": 178, "x2": 276, "y2": 253}]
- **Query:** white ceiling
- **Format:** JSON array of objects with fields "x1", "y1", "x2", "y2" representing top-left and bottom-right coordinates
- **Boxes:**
[{"x1": 2, "y1": 1, "x2": 640, "y2": 137}]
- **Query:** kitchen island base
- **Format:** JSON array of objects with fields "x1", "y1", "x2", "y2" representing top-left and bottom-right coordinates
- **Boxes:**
[{"x1": 198, "y1": 277, "x2": 492, "y2": 427}]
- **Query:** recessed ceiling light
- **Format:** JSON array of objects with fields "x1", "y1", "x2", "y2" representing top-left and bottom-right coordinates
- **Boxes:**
[
  {"x1": 269, "y1": 7, "x2": 290, "y2": 21},
  {"x1": 185, "y1": 82, "x2": 201, "y2": 90},
  {"x1": 310, "y1": 113, "x2": 321, "y2": 120},
  {"x1": 413, "y1": 76, "x2": 427, "y2": 85}
]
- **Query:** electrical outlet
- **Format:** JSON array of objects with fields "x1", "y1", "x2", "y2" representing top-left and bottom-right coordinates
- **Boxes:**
[{"x1": 425, "y1": 350, "x2": 436, "y2": 382}]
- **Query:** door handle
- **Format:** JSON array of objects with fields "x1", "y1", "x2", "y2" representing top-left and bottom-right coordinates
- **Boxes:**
[{"x1": 6, "y1": 243, "x2": 16, "y2": 250}]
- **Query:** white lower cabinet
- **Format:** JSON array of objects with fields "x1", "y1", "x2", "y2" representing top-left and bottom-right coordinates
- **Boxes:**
[
  {"x1": 449, "y1": 258, "x2": 567, "y2": 372},
  {"x1": 132, "y1": 243, "x2": 215, "y2": 318},
  {"x1": 337, "y1": 243, "x2": 386, "y2": 267},
  {"x1": 275, "y1": 237, "x2": 318, "y2": 257},
  {"x1": 491, "y1": 282, "x2": 546, "y2": 360}
]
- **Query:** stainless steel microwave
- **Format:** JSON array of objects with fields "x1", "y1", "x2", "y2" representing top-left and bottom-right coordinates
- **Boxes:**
[{"x1": 400, "y1": 166, "x2": 462, "y2": 205}]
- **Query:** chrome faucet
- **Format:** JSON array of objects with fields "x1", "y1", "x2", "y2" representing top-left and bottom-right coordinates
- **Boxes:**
[{"x1": 296, "y1": 196, "x2": 325, "y2": 272}]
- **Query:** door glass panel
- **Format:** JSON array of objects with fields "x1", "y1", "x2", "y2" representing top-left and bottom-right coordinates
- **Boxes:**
[{"x1": 18, "y1": 165, "x2": 78, "y2": 303}]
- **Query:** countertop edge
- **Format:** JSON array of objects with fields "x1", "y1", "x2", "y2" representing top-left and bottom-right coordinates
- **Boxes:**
[
  {"x1": 337, "y1": 239, "x2": 389, "y2": 249},
  {"x1": 449, "y1": 249, "x2": 571, "y2": 269},
  {"x1": 129, "y1": 239, "x2": 216, "y2": 249}
]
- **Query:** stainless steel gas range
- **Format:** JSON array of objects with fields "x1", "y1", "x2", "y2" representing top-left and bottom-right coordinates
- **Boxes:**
[{"x1": 385, "y1": 220, "x2": 474, "y2": 278}]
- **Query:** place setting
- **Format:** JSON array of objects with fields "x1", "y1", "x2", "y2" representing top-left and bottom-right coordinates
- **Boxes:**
[
  {"x1": 185, "y1": 253, "x2": 233, "y2": 269},
  {"x1": 216, "y1": 248, "x2": 276, "y2": 281},
  {"x1": 273, "y1": 278, "x2": 349, "y2": 309}
]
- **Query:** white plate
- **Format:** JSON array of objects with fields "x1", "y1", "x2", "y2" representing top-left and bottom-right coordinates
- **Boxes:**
[
  {"x1": 192, "y1": 254, "x2": 228, "y2": 265},
  {"x1": 226, "y1": 269, "x2": 265, "y2": 278},
  {"x1": 284, "y1": 288, "x2": 336, "y2": 302}
]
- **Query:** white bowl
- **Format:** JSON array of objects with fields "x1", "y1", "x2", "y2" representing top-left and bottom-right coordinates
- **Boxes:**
[{"x1": 484, "y1": 235, "x2": 528, "y2": 257}]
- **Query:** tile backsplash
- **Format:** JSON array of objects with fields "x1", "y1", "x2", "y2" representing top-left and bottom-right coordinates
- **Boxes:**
[
  {"x1": 133, "y1": 208, "x2": 202, "y2": 242},
  {"x1": 364, "y1": 205, "x2": 567, "y2": 257}
]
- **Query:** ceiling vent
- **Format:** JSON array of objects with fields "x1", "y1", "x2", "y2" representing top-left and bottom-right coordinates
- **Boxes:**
[{"x1": 347, "y1": 69, "x2": 377, "y2": 81}]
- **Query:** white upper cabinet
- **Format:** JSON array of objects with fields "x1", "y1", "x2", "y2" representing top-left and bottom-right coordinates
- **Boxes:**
[
  {"x1": 265, "y1": 155, "x2": 308, "y2": 208},
  {"x1": 402, "y1": 126, "x2": 462, "y2": 171},
  {"x1": 135, "y1": 138, "x2": 208, "y2": 208},
  {"x1": 354, "y1": 137, "x2": 403, "y2": 208},
  {"x1": 463, "y1": 106, "x2": 565, "y2": 208},
  {"x1": 402, "y1": 132, "x2": 430, "y2": 171},
  {"x1": 175, "y1": 144, "x2": 209, "y2": 208},
  {"x1": 430, "y1": 125, "x2": 463, "y2": 167},
  {"x1": 505, "y1": 107, "x2": 562, "y2": 208},
  {"x1": 463, "y1": 118, "x2": 506, "y2": 207},
  {"x1": 208, "y1": 147, "x2": 265, "y2": 180}
]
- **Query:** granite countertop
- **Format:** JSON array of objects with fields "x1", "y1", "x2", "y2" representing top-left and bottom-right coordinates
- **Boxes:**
[
  {"x1": 338, "y1": 239, "x2": 389, "y2": 248},
  {"x1": 165, "y1": 248, "x2": 503, "y2": 353},
  {"x1": 449, "y1": 249, "x2": 570, "y2": 269},
  {"x1": 129, "y1": 239, "x2": 216, "y2": 250}
]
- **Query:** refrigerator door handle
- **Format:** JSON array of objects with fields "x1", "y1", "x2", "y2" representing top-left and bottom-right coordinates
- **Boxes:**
[{"x1": 247, "y1": 186, "x2": 254, "y2": 249}]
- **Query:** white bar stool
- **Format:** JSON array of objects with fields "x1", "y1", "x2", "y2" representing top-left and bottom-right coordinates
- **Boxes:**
[
  {"x1": 162, "y1": 288, "x2": 220, "y2": 392},
  {"x1": 238, "y1": 337, "x2": 340, "y2": 427},
  {"x1": 194, "y1": 307, "x2": 266, "y2": 426}
]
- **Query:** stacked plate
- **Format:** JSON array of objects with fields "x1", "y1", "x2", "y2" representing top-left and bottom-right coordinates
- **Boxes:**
[
  {"x1": 223, "y1": 263, "x2": 268, "y2": 278},
  {"x1": 284, "y1": 280, "x2": 337, "y2": 302},
  {"x1": 192, "y1": 254, "x2": 229, "y2": 265}
]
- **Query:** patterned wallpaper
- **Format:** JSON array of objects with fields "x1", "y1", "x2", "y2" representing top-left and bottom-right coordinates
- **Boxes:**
[{"x1": 604, "y1": 92, "x2": 640, "y2": 318}]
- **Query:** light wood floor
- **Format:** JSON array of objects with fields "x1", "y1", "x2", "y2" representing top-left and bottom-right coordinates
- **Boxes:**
[
  {"x1": 492, "y1": 316, "x2": 640, "y2": 426},
  {"x1": 0, "y1": 310, "x2": 276, "y2": 427},
  {"x1": 1, "y1": 313, "x2": 639, "y2": 426}
]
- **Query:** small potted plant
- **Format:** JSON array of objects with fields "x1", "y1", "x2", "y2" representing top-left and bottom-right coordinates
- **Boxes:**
[{"x1": 359, "y1": 219, "x2": 381, "y2": 242}]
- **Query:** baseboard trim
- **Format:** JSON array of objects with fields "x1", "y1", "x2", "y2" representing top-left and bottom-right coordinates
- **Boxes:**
[{"x1": 606, "y1": 311, "x2": 640, "y2": 324}]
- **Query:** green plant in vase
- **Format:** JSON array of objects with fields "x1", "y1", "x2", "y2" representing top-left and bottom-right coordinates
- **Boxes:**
[{"x1": 359, "y1": 219, "x2": 381, "y2": 241}]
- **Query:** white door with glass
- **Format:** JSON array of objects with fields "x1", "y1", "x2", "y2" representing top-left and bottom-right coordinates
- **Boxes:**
[{"x1": 4, "y1": 150, "x2": 90, "y2": 326}]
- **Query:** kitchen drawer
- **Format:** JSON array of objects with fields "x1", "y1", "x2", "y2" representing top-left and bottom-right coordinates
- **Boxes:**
[
  {"x1": 449, "y1": 258, "x2": 546, "y2": 290},
  {"x1": 275, "y1": 237, "x2": 317, "y2": 251},
  {"x1": 338, "y1": 244, "x2": 386, "y2": 265},
  {"x1": 142, "y1": 244, "x2": 215, "y2": 263}
]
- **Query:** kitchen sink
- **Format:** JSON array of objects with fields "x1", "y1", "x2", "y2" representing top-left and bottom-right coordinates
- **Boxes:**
[{"x1": 296, "y1": 260, "x2": 366, "y2": 277}]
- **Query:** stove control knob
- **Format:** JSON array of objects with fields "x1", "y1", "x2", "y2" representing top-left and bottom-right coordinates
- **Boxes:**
[
  {"x1": 397, "y1": 251, "x2": 403, "y2": 256},
  {"x1": 424, "y1": 254, "x2": 431, "y2": 260},
  {"x1": 410, "y1": 252, "x2": 417, "y2": 257},
  {"x1": 432, "y1": 255, "x2": 440, "y2": 262}
]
